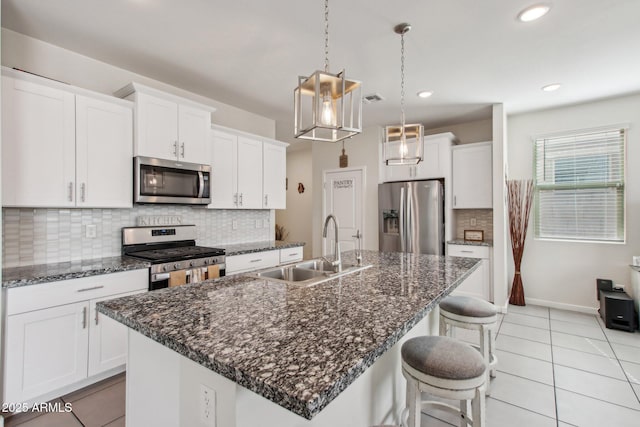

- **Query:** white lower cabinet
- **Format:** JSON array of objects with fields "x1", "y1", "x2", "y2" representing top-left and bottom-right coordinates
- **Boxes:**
[
  {"x1": 3, "y1": 269, "x2": 148, "y2": 404},
  {"x1": 279, "y1": 246, "x2": 303, "y2": 264},
  {"x1": 226, "y1": 247, "x2": 304, "y2": 275},
  {"x1": 448, "y1": 244, "x2": 492, "y2": 302}
]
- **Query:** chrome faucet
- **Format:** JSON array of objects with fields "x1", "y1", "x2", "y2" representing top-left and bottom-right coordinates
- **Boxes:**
[
  {"x1": 322, "y1": 214, "x2": 342, "y2": 273},
  {"x1": 352, "y1": 229, "x2": 362, "y2": 266}
]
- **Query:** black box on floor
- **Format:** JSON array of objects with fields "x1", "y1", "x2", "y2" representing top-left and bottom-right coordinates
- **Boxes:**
[{"x1": 599, "y1": 290, "x2": 637, "y2": 332}]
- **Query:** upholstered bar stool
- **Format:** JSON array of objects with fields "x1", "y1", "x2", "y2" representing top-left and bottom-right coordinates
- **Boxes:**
[
  {"x1": 401, "y1": 336, "x2": 486, "y2": 427},
  {"x1": 439, "y1": 295, "x2": 498, "y2": 393}
]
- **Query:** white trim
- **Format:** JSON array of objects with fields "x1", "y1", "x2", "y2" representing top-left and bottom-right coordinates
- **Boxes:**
[
  {"x1": 518, "y1": 298, "x2": 598, "y2": 315},
  {"x1": 530, "y1": 123, "x2": 630, "y2": 141}
]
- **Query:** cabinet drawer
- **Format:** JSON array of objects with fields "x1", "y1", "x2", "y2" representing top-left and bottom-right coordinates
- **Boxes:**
[
  {"x1": 279, "y1": 246, "x2": 303, "y2": 264},
  {"x1": 6, "y1": 269, "x2": 149, "y2": 315},
  {"x1": 225, "y1": 250, "x2": 280, "y2": 274},
  {"x1": 447, "y1": 244, "x2": 490, "y2": 259}
]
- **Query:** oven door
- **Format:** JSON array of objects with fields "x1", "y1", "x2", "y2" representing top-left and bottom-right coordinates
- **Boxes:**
[
  {"x1": 135, "y1": 156, "x2": 211, "y2": 205},
  {"x1": 150, "y1": 265, "x2": 226, "y2": 291}
]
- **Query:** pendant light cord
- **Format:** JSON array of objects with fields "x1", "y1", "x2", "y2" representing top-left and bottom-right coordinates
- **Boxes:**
[
  {"x1": 400, "y1": 30, "x2": 406, "y2": 132},
  {"x1": 324, "y1": 0, "x2": 330, "y2": 72}
]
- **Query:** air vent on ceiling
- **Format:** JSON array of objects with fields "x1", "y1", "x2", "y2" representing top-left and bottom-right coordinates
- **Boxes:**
[{"x1": 363, "y1": 93, "x2": 385, "y2": 104}]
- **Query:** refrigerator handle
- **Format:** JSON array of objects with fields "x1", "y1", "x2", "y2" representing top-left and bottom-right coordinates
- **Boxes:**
[
  {"x1": 406, "y1": 188, "x2": 412, "y2": 253},
  {"x1": 399, "y1": 186, "x2": 406, "y2": 252}
]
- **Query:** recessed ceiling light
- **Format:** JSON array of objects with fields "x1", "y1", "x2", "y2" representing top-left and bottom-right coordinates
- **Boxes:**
[
  {"x1": 417, "y1": 90, "x2": 433, "y2": 99},
  {"x1": 542, "y1": 83, "x2": 561, "y2": 92},
  {"x1": 517, "y1": 4, "x2": 551, "y2": 22}
]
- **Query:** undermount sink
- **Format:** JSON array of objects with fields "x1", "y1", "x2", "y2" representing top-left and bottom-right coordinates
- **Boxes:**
[{"x1": 249, "y1": 258, "x2": 372, "y2": 286}]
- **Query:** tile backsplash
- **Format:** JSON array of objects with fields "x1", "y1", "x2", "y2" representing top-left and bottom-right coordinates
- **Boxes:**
[
  {"x1": 454, "y1": 209, "x2": 493, "y2": 241},
  {"x1": 2, "y1": 207, "x2": 272, "y2": 268}
]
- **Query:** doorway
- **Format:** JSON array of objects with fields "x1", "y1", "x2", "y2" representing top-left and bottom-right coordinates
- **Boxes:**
[{"x1": 322, "y1": 167, "x2": 365, "y2": 257}]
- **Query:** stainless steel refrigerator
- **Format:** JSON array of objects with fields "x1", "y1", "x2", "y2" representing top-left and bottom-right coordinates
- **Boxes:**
[{"x1": 378, "y1": 180, "x2": 444, "y2": 255}]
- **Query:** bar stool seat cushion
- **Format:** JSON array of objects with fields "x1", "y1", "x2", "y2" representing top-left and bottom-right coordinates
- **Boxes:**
[
  {"x1": 401, "y1": 336, "x2": 485, "y2": 381},
  {"x1": 440, "y1": 295, "x2": 497, "y2": 318}
]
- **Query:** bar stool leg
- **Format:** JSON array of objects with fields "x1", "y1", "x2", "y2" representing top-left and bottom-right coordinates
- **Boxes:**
[
  {"x1": 489, "y1": 328, "x2": 497, "y2": 378},
  {"x1": 480, "y1": 326, "x2": 491, "y2": 395},
  {"x1": 405, "y1": 377, "x2": 421, "y2": 427},
  {"x1": 459, "y1": 400, "x2": 469, "y2": 427},
  {"x1": 471, "y1": 385, "x2": 486, "y2": 427}
]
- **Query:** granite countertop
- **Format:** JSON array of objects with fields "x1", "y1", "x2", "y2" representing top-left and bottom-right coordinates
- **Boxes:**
[
  {"x1": 2, "y1": 256, "x2": 151, "y2": 288},
  {"x1": 448, "y1": 239, "x2": 493, "y2": 247},
  {"x1": 224, "y1": 240, "x2": 305, "y2": 256},
  {"x1": 97, "y1": 250, "x2": 480, "y2": 420}
]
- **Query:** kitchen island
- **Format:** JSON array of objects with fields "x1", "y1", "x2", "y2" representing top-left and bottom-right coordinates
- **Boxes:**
[{"x1": 98, "y1": 250, "x2": 481, "y2": 426}]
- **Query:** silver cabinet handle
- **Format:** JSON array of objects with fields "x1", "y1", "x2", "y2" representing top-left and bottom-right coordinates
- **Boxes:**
[
  {"x1": 234, "y1": 193, "x2": 238, "y2": 206},
  {"x1": 239, "y1": 193, "x2": 243, "y2": 206},
  {"x1": 250, "y1": 258, "x2": 262, "y2": 263},
  {"x1": 265, "y1": 194, "x2": 268, "y2": 206},
  {"x1": 95, "y1": 310, "x2": 99, "y2": 326},
  {"x1": 77, "y1": 285, "x2": 105, "y2": 293},
  {"x1": 453, "y1": 195, "x2": 457, "y2": 207},
  {"x1": 461, "y1": 250, "x2": 474, "y2": 253},
  {"x1": 81, "y1": 183, "x2": 86, "y2": 202},
  {"x1": 173, "y1": 141, "x2": 178, "y2": 158},
  {"x1": 288, "y1": 253, "x2": 298, "y2": 257},
  {"x1": 82, "y1": 307, "x2": 87, "y2": 329},
  {"x1": 180, "y1": 142, "x2": 185, "y2": 158},
  {"x1": 68, "y1": 182, "x2": 74, "y2": 202}
]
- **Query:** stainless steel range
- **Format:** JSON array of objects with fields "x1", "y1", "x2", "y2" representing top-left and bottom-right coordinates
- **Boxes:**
[{"x1": 122, "y1": 225, "x2": 225, "y2": 291}]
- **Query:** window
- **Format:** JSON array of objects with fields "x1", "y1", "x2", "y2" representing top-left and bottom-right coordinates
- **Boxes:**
[{"x1": 533, "y1": 127, "x2": 626, "y2": 242}]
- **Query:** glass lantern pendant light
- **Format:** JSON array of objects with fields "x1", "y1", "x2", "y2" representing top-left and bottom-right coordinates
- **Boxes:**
[
  {"x1": 384, "y1": 23, "x2": 424, "y2": 165},
  {"x1": 294, "y1": 0, "x2": 362, "y2": 143}
]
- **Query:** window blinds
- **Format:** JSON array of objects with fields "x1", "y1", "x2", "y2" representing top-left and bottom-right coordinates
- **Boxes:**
[{"x1": 533, "y1": 128, "x2": 626, "y2": 242}]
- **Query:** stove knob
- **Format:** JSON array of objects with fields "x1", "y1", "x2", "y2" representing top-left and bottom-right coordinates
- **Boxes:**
[
  {"x1": 162, "y1": 265, "x2": 168, "y2": 272},
  {"x1": 174, "y1": 263, "x2": 180, "y2": 269},
  {"x1": 204, "y1": 259, "x2": 209, "y2": 265},
  {"x1": 189, "y1": 261, "x2": 195, "y2": 267}
]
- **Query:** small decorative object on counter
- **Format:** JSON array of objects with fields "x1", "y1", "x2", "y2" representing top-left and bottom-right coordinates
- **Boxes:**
[
  {"x1": 463, "y1": 229, "x2": 484, "y2": 242},
  {"x1": 275, "y1": 224, "x2": 289, "y2": 241},
  {"x1": 507, "y1": 179, "x2": 534, "y2": 306}
]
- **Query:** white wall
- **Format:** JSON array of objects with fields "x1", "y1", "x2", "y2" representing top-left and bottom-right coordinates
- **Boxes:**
[
  {"x1": 275, "y1": 145, "x2": 313, "y2": 259},
  {"x1": 1, "y1": 29, "x2": 275, "y2": 138},
  {"x1": 311, "y1": 127, "x2": 380, "y2": 257},
  {"x1": 507, "y1": 93, "x2": 640, "y2": 312},
  {"x1": 426, "y1": 118, "x2": 492, "y2": 144}
]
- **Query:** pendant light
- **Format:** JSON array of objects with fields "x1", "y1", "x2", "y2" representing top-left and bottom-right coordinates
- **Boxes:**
[
  {"x1": 384, "y1": 23, "x2": 424, "y2": 165},
  {"x1": 294, "y1": 0, "x2": 362, "y2": 143}
]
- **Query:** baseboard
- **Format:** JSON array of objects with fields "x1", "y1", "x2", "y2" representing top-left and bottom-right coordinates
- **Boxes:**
[{"x1": 522, "y1": 297, "x2": 599, "y2": 315}]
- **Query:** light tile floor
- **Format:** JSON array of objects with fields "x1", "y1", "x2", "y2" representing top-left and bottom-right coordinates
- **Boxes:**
[
  {"x1": 4, "y1": 305, "x2": 640, "y2": 426},
  {"x1": 422, "y1": 305, "x2": 640, "y2": 427},
  {"x1": 4, "y1": 373, "x2": 125, "y2": 427}
]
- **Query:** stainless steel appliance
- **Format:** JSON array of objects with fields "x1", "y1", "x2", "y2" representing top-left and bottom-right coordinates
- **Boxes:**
[
  {"x1": 122, "y1": 225, "x2": 225, "y2": 290},
  {"x1": 378, "y1": 180, "x2": 444, "y2": 255},
  {"x1": 134, "y1": 156, "x2": 211, "y2": 204}
]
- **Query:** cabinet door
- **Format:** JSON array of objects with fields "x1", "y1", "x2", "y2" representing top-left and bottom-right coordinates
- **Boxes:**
[
  {"x1": 209, "y1": 130, "x2": 238, "y2": 208},
  {"x1": 414, "y1": 141, "x2": 441, "y2": 179},
  {"x1": 76, "y1": 96, "x2": 133, "y2": 208},
  {"x1": 88, "y1": 290, "x2": 146, "y2": 377},
  {"x1": 1, "y1": 76, "x2": 76, "y2": 207},
  {"x1": 136, "y1": 92, "x2": 179, "y2": 160},
  {"x1": 452, "y1": 142, "x2": 492, "y2": 209},
  {"x1": 384, "y1": 164, "x2": 413, "y2": 182},
  {"x1": 236, "y1": 136, "x2": 263, "y2": 209},
  {"x1": 177, "y1": 105, "x2": 210, "y2": 163},
  {"x1": 4, "y1": 301, "x2": 89, "y2": 403},
  {"x1": 263, "y1": 142, "x2": 286, "y2": 209}
]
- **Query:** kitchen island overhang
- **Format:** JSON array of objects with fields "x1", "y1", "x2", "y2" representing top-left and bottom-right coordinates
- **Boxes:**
[{"x1": 98, "y1": 250, "x2": 481, "y2": 424}]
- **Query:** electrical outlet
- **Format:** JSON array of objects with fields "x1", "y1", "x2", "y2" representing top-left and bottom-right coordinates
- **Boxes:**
[
  {"x1": 232, "y1": 220, "x2": 238, "y2": 230},
  {"x1": 263, "y1": 219, "x2": 269, "y2": 228},
  {"x1": 85, "y1": 224, "x2": 97, "y2": 238},
  {"x1": 470, "y1": 218, "x2": 477, "y2": 226},
  {"x1": 255, "y1": 220, "x2": 261, "y2": 228},
  {"x1": 200, "y1": 384, "x2": 216, "y2": 426}
]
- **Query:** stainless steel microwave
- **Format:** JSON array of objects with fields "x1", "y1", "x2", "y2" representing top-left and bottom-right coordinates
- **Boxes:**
[{"x1": 134, "y1": 156, "x2": 211, "y2": 205}]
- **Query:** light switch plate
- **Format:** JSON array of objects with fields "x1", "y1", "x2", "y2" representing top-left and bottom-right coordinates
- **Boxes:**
[
  {"x1": 232, "y1": 220, "x2": 238, "y2": 230},
  {"x1": 263, "y1": 219, "x2": 269, "y2": 228},
  {"x1": 85, "y1": 224, "x2": 97, "y2": 238},
  {"x1": 255, "y1": 220, "x2": 261, "y2": 228},
  {"x1": 470, "y1": 218, "x2": 477, "y2": 226}
]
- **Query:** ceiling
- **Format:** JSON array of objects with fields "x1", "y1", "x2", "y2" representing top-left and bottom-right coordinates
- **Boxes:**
[{"x1": 3, "y1": 0, "x2": 640, "y2": 134}]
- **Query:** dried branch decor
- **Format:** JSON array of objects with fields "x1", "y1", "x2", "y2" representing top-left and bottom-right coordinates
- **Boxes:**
[{"x1": 507, "y1": 179, "x2": 534, "y2": 306}]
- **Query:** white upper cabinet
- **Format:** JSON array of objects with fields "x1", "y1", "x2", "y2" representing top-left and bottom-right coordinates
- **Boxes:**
[
  {"x1": 115, "y1": 83, "x2": 214, "y2": 163},
  {"x1": 381, "y1": 133, "x2": 456, "y2": 183},
  {"x1": 452, "y1": 141, "x2": 493, "y2": 209},
  {"x1": 236, "y1": 136, "x2": 263, "y2": 209},
  {"x1": 75, "y1": 95, "x2": 133, "y2": 208},
  {"x1": 209, "y1": 125, "x2": 288, "y2": 210},
  {"x1": 262, "y1": 140, "x2": 287, "y2": 209},
  {"x1": 1, "y1": 69, "x2": 133, "y2": 208}
]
